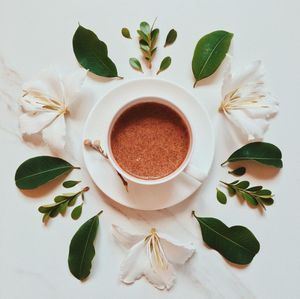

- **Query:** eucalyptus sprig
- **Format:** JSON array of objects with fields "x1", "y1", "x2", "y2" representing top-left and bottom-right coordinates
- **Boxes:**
[
  {"x1": 137, "y1": 18, "x2": 159, "y2": 69},
  {"x1": 219, "y1": 180, "x2": 274, "y2": 210},
  {"x1": 38, "y1": 186, "x2": 89, "y2": 224}
]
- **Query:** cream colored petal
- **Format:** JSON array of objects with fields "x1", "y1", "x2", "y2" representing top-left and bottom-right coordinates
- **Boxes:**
[
  {"x1": 112, "y1": 224, "x2": 144, "y2": 249},
  {"x1": 42, "y1": 113, "x2": 66, "y2": 152},
  {"x1": 62, "y1": 69, "x2": 87, "y2": 106},
  {"x1": 225, "y1": 109, "x2": 270, "y2": 140},
  {"x1": 120, "y1": 239, "x2": 176, "y2": 290},
  {"x1": 159, "y1": 233, "x2": 195, "y2": 265},
  {"x1": 19, "y1": 95, "x2": 45, "y2": 112},
  {"x1": 23, "y1": 67, "x2": 64, "y2": 103},
  {"x1": 19, "y1": 111, "x2": 58, "y2": 135},
  {"x1": 222, "y1": 60, "x2": 263, "y2": 98}
]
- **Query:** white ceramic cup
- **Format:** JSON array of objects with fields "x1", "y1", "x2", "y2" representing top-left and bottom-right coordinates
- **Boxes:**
[{"x1": 105, "y1": 96, "x2": 206, "y2": 185}]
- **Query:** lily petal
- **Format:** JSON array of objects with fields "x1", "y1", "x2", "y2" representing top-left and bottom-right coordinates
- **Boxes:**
[
  {"x1": 23, "y1": 67, "x2": 64, "y2": 103},
  {"x1": 112, "y1": 224, "x2": 144, "y2": 249},
  {"x1": 159, "y1": 233, "x2": 195, "y2": 265},
  {"x1": 42, "y1": 113, "x2": 66, "y2": 152},
  {"x1": 120, "y1": 239, "x2": 176, "y2": 290},
  {"x1": 62, "y1": 68, "x2": 87, "y2": 106},
  {"x1": 19, "y1": 111, "x2": 58, "y2": 135}
]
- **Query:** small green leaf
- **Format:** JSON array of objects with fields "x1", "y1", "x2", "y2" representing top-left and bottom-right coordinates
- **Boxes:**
[
  {"x1": 129, "y1": 58, "x2": 143, "y2": 73},
  {"x1": 49, "y1": 206, "x2": 60, "y2": 218},
  {"x1": 236, "y1": 181, "x2": 250, "y2": 189},
  {"x1": 151, "y1": 28, "x2": 159, "y2": 43},
  {"x1": 121, "y1": 27, "x2": 131, "y2": 39},
  {"x1": 164, "y1": 29, "x2": 177, "y2": 47},
  {"x1": 228, "y1": 167, "x2": 246, "y2": 176},
  {"x1": 193, "y1": 212, "x2": 260, "y2": 265},
  {"x1": 71, "y1": 205, "x2": 83, "y2": 220},
  {"x1": 38, "y1": 203, "x2": 60, "y2": 213},
  {"x1": 42, "y1": 213, "x2": 50, "y2": 224},
  {"x1": 247, "y1": 186, "x2": 263, "y2": 192},
  {"x1": 68, "y1": 194, "x2": 79, "y2": 207},
  {"x1": 216, "y1": 188, "x2": 227, "y2": 204},
  {"x1": 15, "y1": 156, "x2": 77, "y2": 190},
  {"x1": 151, "y1": 47, "x2": 157, "y2": 55},
  {"x1": 68, "y1": 211, "x2": 103, "y2": 280},
  {"x1": 240, "y1": 192, "x2": 258, "y2": 206},
  {"x1": 230, "y1": 180, "x2": 239, "y2": 185},
  {"x1": 256, "y1": 189, "x2": 272, "y2": 196},
  {"x1": 227, "y1": 186, "x2": 236, "y2": 196},
  {"x1": 63, "y1": 180, "x2": 81, "y2": 188},
  {"x1": 192, "y1": 30, "x2": 233, "y2": 87},
  {"x1": 73, "y1": 25, "x2": 121, "y2": 78},
  {"x1": 54, "y1": 195, "x2": 67, "y2": 203},
  {"x1": 140, "y1": 44, "x2": 150, "y2": 52},
  {"x1": 260, "y1": 197, "x2": 274, "y2": 206},
  {"x1": 156, "y1": 56, "x2": 172, "y2": 75},
  {"x1": 59, "y1": 201, "x2": 69, "y2": 215},
  {"x1": 222, "y1": 142, "x2": 283, "y2": 168},
  {"x1": 137, "y1": 29, "x2": 149, "y2": 42},
  {"x1": 140, "y1": 21, "x2": 150, "y2": 35}
]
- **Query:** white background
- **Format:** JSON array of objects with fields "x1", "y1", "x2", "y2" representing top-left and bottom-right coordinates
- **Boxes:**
[{"x1": 0, "y1": 0, "x2": 300, "y2": 298}]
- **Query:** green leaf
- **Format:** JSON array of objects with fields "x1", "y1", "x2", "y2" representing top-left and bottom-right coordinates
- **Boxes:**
[
  {"x1": 240, "y1": 192, "x2": 258, "y2": 206},
  {"x1": 150, "y1": 28, "x2": 159, "y2": 43},
  {"x1": 68, "y1": 194, "x2": 79, "y2": 207},
  {"x1": 216, "y1": 188, "x2": 227, "y2": 204},
  {"x1": 140, "y1": 21, "x2": 150, "y2": 35},
  {"x1": 59, "y1": 201, "x2": 69, "y2": 215},
  {"x1": 49, "y1": 206, "x2": 60, "y2": 218},
  {"x1": 129, "y1": 58, "x2": 143, "y2": 73},
  {"x1": 192, "y1": 30, "x2": 233, "y2": 87},
  {"x1": 71, "y1": 205, "x2": 83, "y2": 220},
  {"x1": 156, "y1": 56, "x2": 172, "y2": 75},
  {"x1": 227, "y1": 186, "x2": 236, "y2": 196},
  {"x1": 140, "y1": 44, "x2": 150, "y2": 52},
  {"x1": 63, "y1": 180, "x2": 81, "y2": 188},
  {"x1": 164, "y1": 29, "x2": 177, "y2": 47},
  {"x1": 15, "y1": 156, "x2": 77, "y2": 190},
  {"x1": 73, "y1": 25, "x2": 121, "y2": 78},
  {"x1": 230, "y1": 180, "x2": 239, "y2": 185},
  {"x1": 68, "y1": 211, "x2": 103, "y2": 280},
  {"x1": 228, "y1": 167, "x2": 246, "y2": 176},
  {"x1": 38, "y1": 203, "x2": 60, "y2": 213},
  {"x1": 121, "y1": 27, "x2": 131, "y2": 39},
  {"x1": 236, "y1": 181, "x2": 250, "y2": 189},
  {"x1": 256, "y1": 189, "x2": 272, "y2": 196},
  {"x1": 42, "y1": 213, "x2": 50, "y2": 224},
  {"x1": 193, "y1": 212, "x2": 260, "y2": 265},
  {"x1": 222, "y1": 142, "x2": 283, "y2": 168},
  {"x1": 54, "y1": 195, "x2": 67, "y2": 203},
  {"x1": 137, "y1": 29, "x2": 149, "y2": 42},
  {"x1": 247, "y1": 186, "x2": 263, "y2": 192},
  {"x1": 260, "y1": 197, "x2": 274, "y2": 206}
]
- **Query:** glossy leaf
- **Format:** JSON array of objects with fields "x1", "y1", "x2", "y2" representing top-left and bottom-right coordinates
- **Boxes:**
[
  {"x1": 151, "y1": 28, "x2": 159, "y2": 43},
  {"x1": 164, "y1": 29, "x2": 177, "y2": 47},
  {"x1": 71, "y1": 205, "x2": 83, "y2": 220},
  {"x1": 140, "y1": 21, "x2": 150, "y2": 35},
  {"x1": 156, "y1": 56, "x2": 171, "y2": 75},
  {"x1": 73, "y1": 25, "x2": 121, "y2": 78},
  {"x1": 247, "y1": 186, "x2": 263, "y2": 192},
  {"x1": 15, "y1": 156, "x2": 77, "y2": 190},
  {"x1": 121, "y1": 27, "x2": 131, "y2": 39},
  {"x1": 222, "y1": 142, "x2": 283, "y2": 168},
  {"x1": 236, "y1": 181, "x2": 250, "y2": 189},
  {"x1": 192, "y1": 30, "x2": 233, "y2": 87},
  {"x1": 228, "y1": 167, "x2": 246, "y2": 176},
  {"x1": 137, "y1": 30, "x2": 148, "y2": 42},
  {"x1": 68, "y1": 211, "x2": 103, "y2": 280},
  {"x1": 240, "y1": 192, "x2": 258, "y2": 206},
  {"x1": 216, "y1": 188, "x2": 227, "y2": 204},
  {"x1": 129, "y1": 58, "x2": 143, "y2": 72},
  {"x1": 193, "y1": 212, "x2": 260, "y2": 265},
  {"x1": 63, "y1": 180, "x2": 81, "y2": 188}
]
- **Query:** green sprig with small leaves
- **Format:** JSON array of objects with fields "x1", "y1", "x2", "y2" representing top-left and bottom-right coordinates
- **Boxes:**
[
  {"x1": 219, "y1": 180, "x2": 274, "y2": 210},
  {"x1": 137, "y1": 19, "x2": 159, "y2": 69},
  {"x1": 38, "y1": 186, "x2": 89, "y2": 224}
]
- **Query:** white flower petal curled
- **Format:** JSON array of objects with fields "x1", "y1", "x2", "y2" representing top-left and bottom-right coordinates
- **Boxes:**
[
  {"x1": 219, "y1": 60, "x2": 279, "y2": 140},
  {"x1": 19, "y1": 67, "x2": 86, "y2": 152},
  {"x1": 112, "y1": 225, "x2": 195, "y2": 290}
]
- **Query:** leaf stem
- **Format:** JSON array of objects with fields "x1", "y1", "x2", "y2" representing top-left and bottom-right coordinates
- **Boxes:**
[
  {"x1": 73, "y1": 166, "x2": 81, "y2": 170},
  {"x1": 96, "y1": 210, "x2": 103, "y2": 216},
  {"x1": 193, "y1": 81, "x2": 197, "y2": 88}
]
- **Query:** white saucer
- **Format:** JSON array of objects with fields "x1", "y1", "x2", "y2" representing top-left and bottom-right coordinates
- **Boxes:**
[{"x1": 83, "y1": 78, "x2": 214, "y2": 210}]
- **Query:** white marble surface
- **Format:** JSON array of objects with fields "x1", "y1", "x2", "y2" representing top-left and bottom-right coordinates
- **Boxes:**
[{"x1": 0, "y1": 0, "x2": 300, "y2": 298}]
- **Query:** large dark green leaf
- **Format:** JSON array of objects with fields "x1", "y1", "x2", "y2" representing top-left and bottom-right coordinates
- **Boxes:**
[
  {"x1": 193, "y1": 212, "x2": 260, "y2": 265},
  {"x1": 68, "y1": 211, "x2": 102, "y2": 281},
  {"x1": 73, "y1": 25, "x2": 121, "y2": 78},
  {"x1": 192, "y1": 30, "x2": 233, "y2": 87},
  {"x1": 15, "y1": 156, "x2": 78, "y2": 189},
  {"x1": 222, "y1": 142, "x2": 283, "y2": 168}
]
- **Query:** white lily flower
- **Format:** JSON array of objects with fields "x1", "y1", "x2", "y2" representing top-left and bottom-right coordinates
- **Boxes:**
[
  {"x1": 112, "y1": 224, "x2": 195, "y2": 290},
  {"x1": 19, "y1": 67, "x2": 87, "y2": 152},
  {"x1": 219, "y1": 60, "x2": 279, "y2": 140}
]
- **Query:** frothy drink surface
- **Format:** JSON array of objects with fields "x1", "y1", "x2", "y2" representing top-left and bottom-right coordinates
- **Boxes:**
[{"x1": 110, "y1": 102, "x2": 190, "y2": 180}]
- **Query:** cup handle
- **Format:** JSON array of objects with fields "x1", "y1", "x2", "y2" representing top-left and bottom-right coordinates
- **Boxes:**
[{"x1": 183, "y1": 163, "x2": 207, "y2": 183}]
